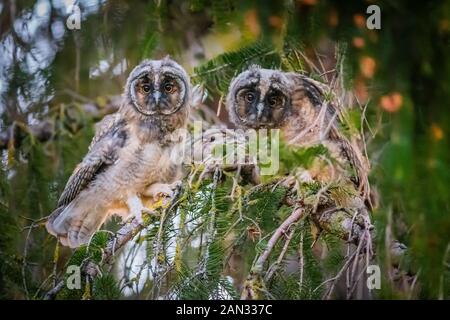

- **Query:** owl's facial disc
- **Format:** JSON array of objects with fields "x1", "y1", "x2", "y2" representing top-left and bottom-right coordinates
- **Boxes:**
[
  {"x1": 128, "y1": 58, "x2": 189, "y2": 118},
  {"x1": 235, "y1": 85, "x2": 288, "y2": 129},
  {"x1": 132, "y1": 71, "x2": 186, "y2": 116},
  {"x1": 227, "y1": 67, "x2": 291, "y2": 129}
]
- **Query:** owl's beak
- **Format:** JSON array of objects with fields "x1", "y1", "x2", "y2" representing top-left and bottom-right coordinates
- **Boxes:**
[
  {"x1": 256, "y1": 103, "x2": 264, "y2": 120},
  {"x1": 153, "y1": 91, "x2": 161, "y2": 105}
]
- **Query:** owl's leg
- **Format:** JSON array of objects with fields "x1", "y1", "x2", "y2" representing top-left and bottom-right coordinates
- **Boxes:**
[
  {"x1": 106, "y1": 202, "x2": 130, "y2": 219},
  {"x1": 126, "y1": 193, "x2": 151, "y2": 225}
]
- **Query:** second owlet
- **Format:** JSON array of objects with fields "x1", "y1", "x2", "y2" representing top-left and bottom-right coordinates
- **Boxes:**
[
  {"x1": 46, "y1": 57, "x2": 191, "y2": 248},
  {"x1": 226, "y1": 65, "x2": 369, "y2": 199}
]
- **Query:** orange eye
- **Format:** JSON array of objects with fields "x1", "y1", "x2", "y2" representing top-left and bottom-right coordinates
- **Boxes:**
[
  {"x1": 245, "y1": 92, "x2": 255, "y2": 103},
  {"x1": 164, "y1": 83, "x2": 174, "y2": 93},
  {"x1": 142, "y1": 84, "x2": 151, "y2": 93}
]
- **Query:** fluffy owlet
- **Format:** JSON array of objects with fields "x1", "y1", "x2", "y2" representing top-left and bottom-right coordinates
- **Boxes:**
[
  {"x1": 226, "y1": 65, "x2": 369, "y2": 199},
  {"x1": 46, "y1": 57, "x2": 191, "y2": 248},
  {"x1": 227, "y1": 67, "x2": 373, "y2": 293}
]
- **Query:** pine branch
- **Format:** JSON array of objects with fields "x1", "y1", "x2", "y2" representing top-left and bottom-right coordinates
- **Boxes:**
[
  {"x1": 0, "y1": 96, "x2": 122, "y2": 150},
  {"x1": 43, "y1": 218, "x2": 144, "y2": 300},
  {"x1": 192, "y1": 41, "x2": 279, "y2": 94},
  {"x1": 43, "y1": 187, "x2": 182, "y2": 300}
]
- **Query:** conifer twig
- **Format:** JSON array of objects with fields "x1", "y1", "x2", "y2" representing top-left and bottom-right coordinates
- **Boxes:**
[
  {"x1": 43, "y1": 217, "x2": 145, "y2": 300},
  {"x1": 264, "y1": 227, "x2": 296, "y2": 282},
  {"x1": 43, "y1": 188, "x2": 182, "y2": 300},
  {"x1": 241, "y1": 207, "x2": 305, "y2": 300},
  {"x1": 255, "y1": 207, "x2": 305, "y2": 273}
]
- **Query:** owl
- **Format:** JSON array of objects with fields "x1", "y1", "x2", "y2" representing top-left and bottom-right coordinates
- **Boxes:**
[
  {"x1": 227, "y1": 67, "x2": 373, "y2": 296},
  {"x1": 226, "y1": 65, "x2": 369, "y2": 199},
  {"x1": 46, "y1": 57, "x2": 191, "y2": 248}
]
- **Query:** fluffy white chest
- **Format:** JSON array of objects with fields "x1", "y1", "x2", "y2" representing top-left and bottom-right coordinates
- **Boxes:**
[
  {"x1": 116, "y1": 140, "x2": 174, "y2": 187},
  {"x1": 90, "y1": 143, "x2": 168, "y2": 200}
]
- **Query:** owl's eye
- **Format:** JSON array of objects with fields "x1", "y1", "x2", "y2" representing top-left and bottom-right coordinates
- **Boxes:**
[
  {"x1": 142, "y1": 84, "x2": 151, "y2": 93},
  {"x1": 268, "y1": 96, "x2": 279, "y2": 107},
  {"x1": 164, "y1": 82, "x2": 175, "y2": 94},
  {"x1": 245, "y1": 92, "x2": 255, "y2": 103}
]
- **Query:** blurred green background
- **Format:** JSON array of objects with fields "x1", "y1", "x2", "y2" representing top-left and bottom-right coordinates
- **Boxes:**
[{"x1": 0, "y1": 0, "x2": 449, "y2": 299}]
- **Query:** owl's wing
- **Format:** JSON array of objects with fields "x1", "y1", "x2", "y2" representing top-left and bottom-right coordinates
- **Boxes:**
[
  {"x1": 88, "y1": 113, "x2": 123, "y2": 151},
  {"x1": 56, "y1": 113, "x2": 127, "y2": 208},
  {"x1": 294, "y1": 74, "x2": 333, "y2": 107}
]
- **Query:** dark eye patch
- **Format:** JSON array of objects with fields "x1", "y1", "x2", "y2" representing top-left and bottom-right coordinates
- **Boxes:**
[
  {"x1": 162, "y1": 80, "x2": 176, "y2": 94},
  {"x1": 161, "y1": 75, "x2": 179, "y2": 94},
  {"x1": 238, "y1": 88, "x2": 258, "y2": 103},
  {"x1": 136, "y1": 75, "x2": 152, "y2": 93},
  {"x1": 138, "y1": 74, "x2": 151, "y2": 83},
  {"x1": 245, "y1": 91, "x2": 255, "y2": 103},
  {"x1": 266, "y1": 90, "x2": 285, "y2": 108}
]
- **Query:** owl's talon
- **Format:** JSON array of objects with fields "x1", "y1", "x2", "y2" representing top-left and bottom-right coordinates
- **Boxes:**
[
  {"x1": 156, "y1": 191, "x2": 171, "y2": 199},
  {"x1": 144, "y1": 181, "x2": 181, "y2": 201}
]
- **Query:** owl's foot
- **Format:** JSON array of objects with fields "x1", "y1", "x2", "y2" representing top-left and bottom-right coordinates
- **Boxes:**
[{"x1": 144, "y1": 181, "x2": 181, "y2": 201}]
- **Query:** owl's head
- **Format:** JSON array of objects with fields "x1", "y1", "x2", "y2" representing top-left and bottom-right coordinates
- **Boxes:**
[
  {"x1": 226, "y1": 65, "x2": 291, "y2": 129},
  {"x1": 124, "y1": 57, "x2": 190, "y2": 126}
]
